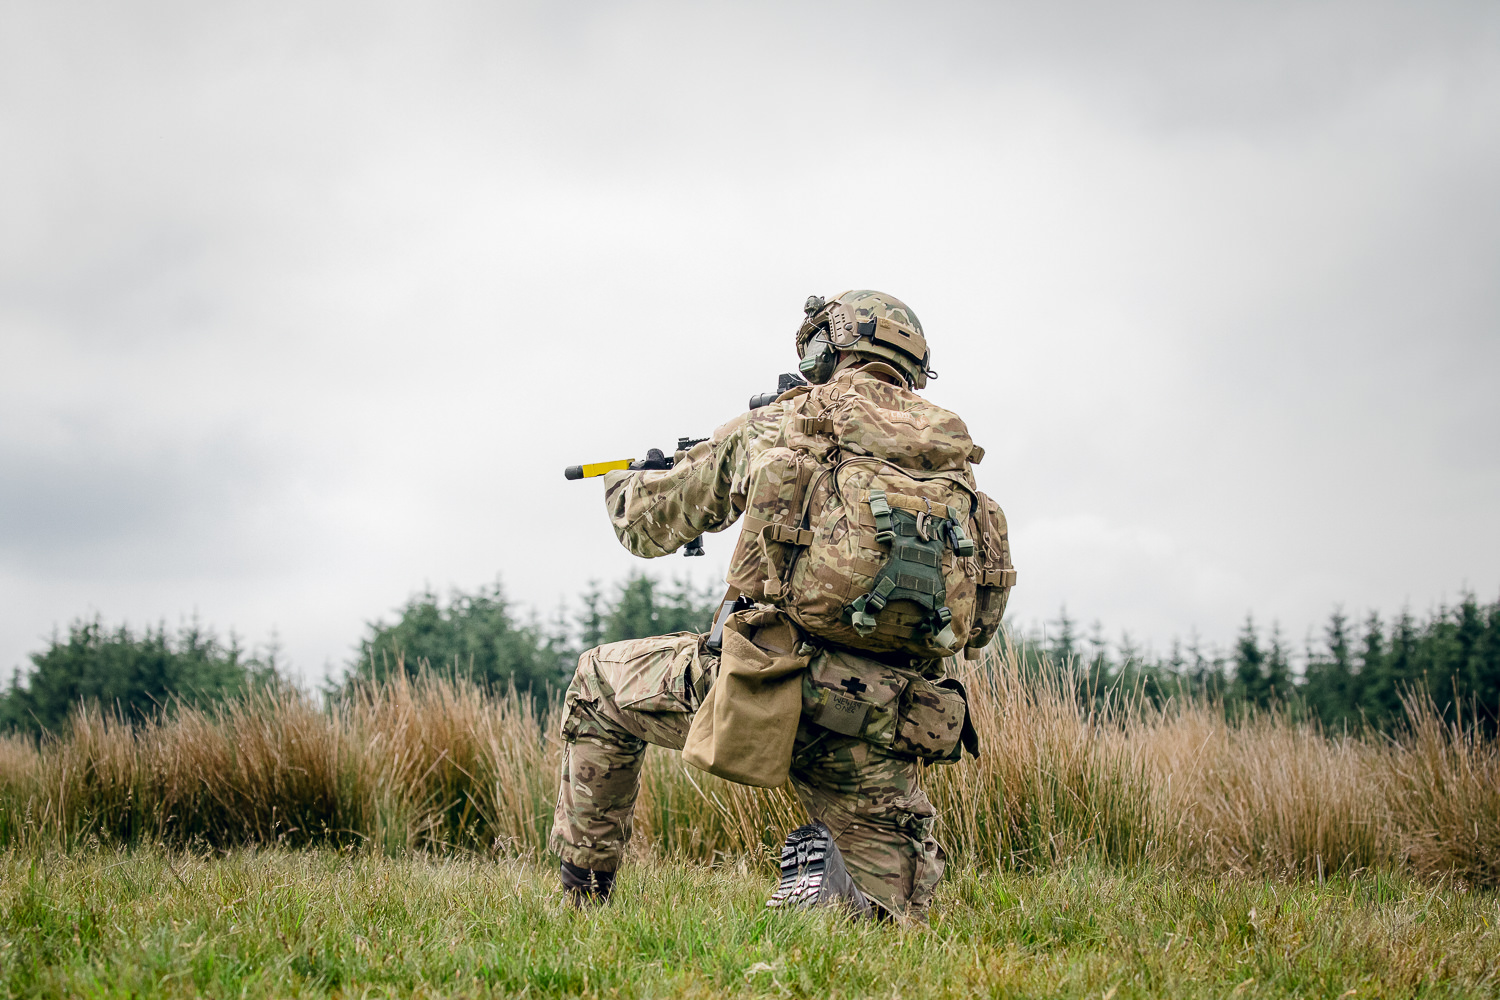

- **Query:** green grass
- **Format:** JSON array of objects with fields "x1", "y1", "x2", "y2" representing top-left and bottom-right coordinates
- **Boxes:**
[{"x1": 1, "y1": 849, "x2": 1497, "y2": 998}]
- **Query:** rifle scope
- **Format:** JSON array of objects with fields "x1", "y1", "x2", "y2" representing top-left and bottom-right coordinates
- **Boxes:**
[{"x1": 750, "y1": 371, "x2": 810, "y2": 410}]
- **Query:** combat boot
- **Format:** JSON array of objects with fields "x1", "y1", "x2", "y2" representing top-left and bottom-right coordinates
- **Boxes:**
[
  {"x1": 765, "y1": 821, "x2": 872, "y2": 917},
  {"x1": 560, "y1": 860, "x2": 615, "y2": 906}
]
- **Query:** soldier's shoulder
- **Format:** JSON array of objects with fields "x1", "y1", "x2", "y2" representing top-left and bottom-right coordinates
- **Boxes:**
[{"x1": 710, "y1": 409, "x2": 752, "y2": 444}]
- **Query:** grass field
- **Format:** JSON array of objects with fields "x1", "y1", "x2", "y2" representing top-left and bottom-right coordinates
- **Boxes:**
[
  {"x1": 2, "y1": 847, "x2": 1497, "y2": 999},
  {"x1": 3, "y1": 640, "x2": 1500, "y2": 997}
]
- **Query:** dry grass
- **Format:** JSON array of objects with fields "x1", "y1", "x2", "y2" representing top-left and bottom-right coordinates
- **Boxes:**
[{"x1": 1, "y1": 638, "x2": 1497, "y2": 885}]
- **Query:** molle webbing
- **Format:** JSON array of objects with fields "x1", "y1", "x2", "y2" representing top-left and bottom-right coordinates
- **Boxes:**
[
  {"x1": 846, "y1": 489, "x2": 969, "y2": 645},
  {"x1": 741, "y1": 455, "x2": 820, "y2": 600},
  {"x1": 855, "y1": 488, "x2": 975, "y2": 559}
]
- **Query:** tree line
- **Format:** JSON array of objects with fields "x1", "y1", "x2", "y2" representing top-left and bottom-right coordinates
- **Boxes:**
[
  {"x1": 3, "y1": 576, "x2": 1496, "y2": 736},
  {"x1": 344, "y1": 573, "x2": 719, "y2": 695},
  {"x1": 0, "y1": 573, "x2": 719, "y2": 735},
  {"x1": 1040, "y1": 592, "x2": 1500, "y2": 732},
  {"x1": 0, "y1": 619, "x2": 278, "y2": 735}
]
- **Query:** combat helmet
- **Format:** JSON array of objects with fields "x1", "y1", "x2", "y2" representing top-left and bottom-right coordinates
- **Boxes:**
[{"x1": 796, "y1": 290, "x2": 933, "y2": 389}]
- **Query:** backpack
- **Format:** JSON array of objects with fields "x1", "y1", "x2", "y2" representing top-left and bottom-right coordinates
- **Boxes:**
[{"x1": 726, "y1": 366, "x2": 1016, "y2": 660}]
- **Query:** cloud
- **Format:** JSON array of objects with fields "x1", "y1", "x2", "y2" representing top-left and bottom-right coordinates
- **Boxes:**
[
  {"x1": 1, "y1": 0, "x2": 1497, "y2": 679},
  {"x1": 0, "y1": 430, "x2": 267, "y2": 573}
]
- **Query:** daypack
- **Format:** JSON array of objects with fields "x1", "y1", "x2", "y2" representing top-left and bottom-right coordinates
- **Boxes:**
[{"x1": 726, "y1": 366, "x2": 1016, "y2": 660}]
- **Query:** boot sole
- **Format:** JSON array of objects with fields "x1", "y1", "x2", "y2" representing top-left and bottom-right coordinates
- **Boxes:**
[{"x1": 766, "y1": 823, "x2": 834, "y2": 909}]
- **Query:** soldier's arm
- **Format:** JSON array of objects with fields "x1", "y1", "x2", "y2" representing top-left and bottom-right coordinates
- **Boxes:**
[{"x1": 601, "y1": 411, "x2": 755, "y2": 559}]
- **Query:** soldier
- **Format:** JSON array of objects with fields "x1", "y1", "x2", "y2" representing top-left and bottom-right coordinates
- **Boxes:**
[{"x1": 552, "y1": 290, "x2": 1013, "y2": 920}]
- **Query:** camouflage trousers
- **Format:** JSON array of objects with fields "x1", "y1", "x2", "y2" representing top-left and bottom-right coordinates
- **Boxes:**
[{"x1": 548, "y1": 632, "x2": 946, "y2": 917}]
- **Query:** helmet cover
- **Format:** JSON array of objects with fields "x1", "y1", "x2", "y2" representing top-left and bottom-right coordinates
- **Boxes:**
[{"x1": 797, "y1": 290, "x2": 931, "y2": 389}]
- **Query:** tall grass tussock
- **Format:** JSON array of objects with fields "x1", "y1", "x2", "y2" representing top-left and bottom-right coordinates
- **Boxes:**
[{"x1": 0, "y1": 637, "x2": 1496, "y2": 885}]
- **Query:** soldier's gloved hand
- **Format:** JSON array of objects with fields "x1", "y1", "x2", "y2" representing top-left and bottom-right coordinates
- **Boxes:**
[{"x1": 629, "y1": 448, "x2": 671, "y2": 471}]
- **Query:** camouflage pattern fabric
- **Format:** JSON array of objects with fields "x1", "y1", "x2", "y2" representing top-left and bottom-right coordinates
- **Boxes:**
[
  {"x1": 549, "y1": 634, "x2": 946, "y2": 917},
  {"x1": 602, "y1": 366, "x2": 952, "y2": 560},
  {"x1": 837, "y1": 289, "x2": 924, "y2": 338},
  {"x1": 797, "y1": 290, "x2": 930, "y2": 389},
  {"x1": 568, "y1": 364, "x2": 1006, "y2": 916},
  {"x1": 601, "y1": 403, "x2": 775, "y2": 560},
  {"x1": 605, "y1": 365, "x2": 1013, "y2": 660}
]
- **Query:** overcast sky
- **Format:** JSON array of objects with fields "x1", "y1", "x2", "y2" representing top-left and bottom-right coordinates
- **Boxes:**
[{"x1": 3, "y1": 0, "x2": 1498, "y2": 682}]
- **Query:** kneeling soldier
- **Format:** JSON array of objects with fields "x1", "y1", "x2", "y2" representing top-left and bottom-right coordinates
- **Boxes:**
[{"x1": 552, "y1": 290, "x2": 1015, "y2": 920}]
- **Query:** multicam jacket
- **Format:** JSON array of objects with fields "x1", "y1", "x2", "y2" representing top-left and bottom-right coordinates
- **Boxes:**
[
  {"x1": 603, "y1": 363, "x2": 998, "y2": 766},
  {"x1": 605, "y1": 363, "x2": 1013, "y2": 655},
  {"x1": 602, "y1": 383, "x2": 794, "y2": 560}
]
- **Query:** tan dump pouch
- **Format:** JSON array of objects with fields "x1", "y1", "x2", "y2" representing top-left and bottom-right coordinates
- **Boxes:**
[
  {"x1": 801, "y1": 651, "x2": 978, "y2": 763},
  {"x1": 682, "y1": 608, "x2": 810, "y2": 788}
]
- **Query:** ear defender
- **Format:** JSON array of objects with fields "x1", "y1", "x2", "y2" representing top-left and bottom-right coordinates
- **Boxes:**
[{"x1": 799, "y1": 330, "x2": 838, "y2": 383}]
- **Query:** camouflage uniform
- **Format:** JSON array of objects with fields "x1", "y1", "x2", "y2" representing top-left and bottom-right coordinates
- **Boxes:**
[{"x1": 549, "y1": 368, "x2": 948, "y2": 917}]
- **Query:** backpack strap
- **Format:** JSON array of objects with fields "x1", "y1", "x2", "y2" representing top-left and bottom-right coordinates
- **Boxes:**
[
  {"x1": 792, "y1": 389, "x2": 838, "y2": 438},
  {"x1": 868, "y1": 489, "x2": 895, "y2": 544},
  {"x1": 852, "y1": 488, "x2": 963, "y2": 523},
  {"x1": 740, "y1": 515, "x2": 815, "y2": 547},
  {"x1": 980, "y1": 568, "x2": 1018, "y2": 588},
  {"x1": 794, "y1": 414, "x2": 835, "y2": 436}
]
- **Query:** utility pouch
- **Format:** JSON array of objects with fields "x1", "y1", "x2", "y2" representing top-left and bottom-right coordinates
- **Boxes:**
[
  {"x1": 892, "y1": 676, "x2": 978, "y2": 763},
  {"x1": 801, "y1": 648, "x2": 910, "y2": 747},
  {"x1": 965, "y1": 492, "x2": 1016, "y2": 658},
  {"x1": 801, "y1": 650, "x2": 980, "y2": 763}
]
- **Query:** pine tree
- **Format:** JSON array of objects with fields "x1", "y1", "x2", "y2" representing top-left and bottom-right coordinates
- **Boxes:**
[
  {"x1": 1357, "y1": 612, "x2": 1397, "y2": 724},
  {"x1": 1445, "y1": 592, "x2": 1489, "y2": 731},
  {"x1": 1049, "y1": 606, "x2": 1078, "y2": 668},
  {"x1": 1417, "y1": 601, "x2": 1461, "y2": 719},
  {"x1": 351, "y1": 579, "x2": 570, "y2": 696},
  {"x1": 1477, "y1": 597, "x2": 1500, "y2": 735},
  {"x1": 1265, "y1": 623, "x2": 1291, "y2": 705},
  {"x1": 1304, "y1": 610, "x2": 1356, "y2": 728},
  {"x1": 1185, "y1": 630, "x2": 1224, "y2": 702},
  {"x1": 1166, "y1": 637, "x2": 1186, "y2": 676},
  {"x1": 577, "y1": 581, "x2": 605, "y2": 650},
  {"x1": 604, "y1": 573, "x2": 661, "y2": 643},
  {"x1": 1081, "y1": 619, "x2": 1109, "y2": 695},
  {"x1": 543, "y1": 602, "x2": 576, "y2": 677},
  {"x1": 1232, "y1": 616, "x2": 1268, "y2": 708},
  {"x1": 0, "y1": 618, "x2": 269, "y2": 736},
  {"x1": 1386, "y1": 609, "x2": 1420, "y2": 724},
  {"x1": 659, "y1": 577, "x2": 717, "y2": 634}
]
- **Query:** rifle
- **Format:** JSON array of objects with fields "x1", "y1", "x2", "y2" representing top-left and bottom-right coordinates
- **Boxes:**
[{"x1": 563, "y1": 372, "x2": 809, "y2": 557}]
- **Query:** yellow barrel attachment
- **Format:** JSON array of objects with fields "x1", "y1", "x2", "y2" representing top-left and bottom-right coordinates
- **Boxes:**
[{"x1": 564, "y1": 458, "x2": 633, "y2": 480}]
